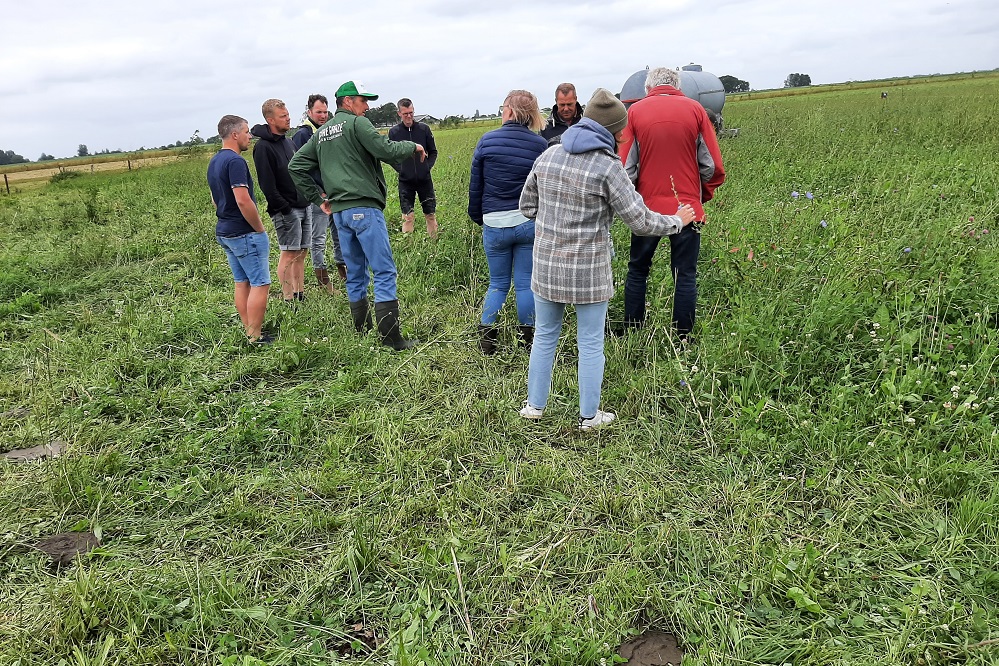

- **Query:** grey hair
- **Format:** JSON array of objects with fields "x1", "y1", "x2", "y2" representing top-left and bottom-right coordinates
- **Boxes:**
[
  {"x1": 218, "y1": 115, "x2": 247, "y2": 138},
  {"x1": 645, "y1": 67, "x2": 680, "y2": 91}
]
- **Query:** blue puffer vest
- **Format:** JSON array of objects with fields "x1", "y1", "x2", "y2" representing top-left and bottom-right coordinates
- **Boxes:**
[{"x1": 467, "y1": 121, "x2": 548, "y2": 224}]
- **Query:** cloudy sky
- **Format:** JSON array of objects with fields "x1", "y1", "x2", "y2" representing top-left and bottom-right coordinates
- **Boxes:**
[{"x1": 2, "y1": 0, "x2": 996, "y2": 160}]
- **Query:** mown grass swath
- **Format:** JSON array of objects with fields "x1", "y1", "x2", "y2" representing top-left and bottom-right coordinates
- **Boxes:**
[{"x1": 0, "y1": 76, "x2": 997, "y2": 665}]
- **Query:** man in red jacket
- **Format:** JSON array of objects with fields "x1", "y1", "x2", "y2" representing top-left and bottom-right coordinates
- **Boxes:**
[{"x1": 618, "y1": 67, "x2": 725, "y2": 340}]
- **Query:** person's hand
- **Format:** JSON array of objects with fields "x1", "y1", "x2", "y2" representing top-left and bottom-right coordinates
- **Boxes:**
[
  {"x1": 676, "y1": 203, "x2": 696, "y2": 226},
  {"x1": 414, "y1": 144, "x2": 427, "y2": 162},
  {"x1": 320, "y1": 200, "x2": 332, "y2": 215}
]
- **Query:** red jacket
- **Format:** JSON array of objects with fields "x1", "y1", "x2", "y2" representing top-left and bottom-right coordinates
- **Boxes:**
[{"x1": 618, "y1": 85, "x2": 725, "y2": 221}]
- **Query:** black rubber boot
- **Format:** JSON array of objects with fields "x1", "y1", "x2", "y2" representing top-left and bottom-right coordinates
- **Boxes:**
[
  {"x1": 349, "y1": 298, "x2": 372, "y2": 333},
  {"x1": 478, "y1": 325, "x2": 499, "y2": 355},
  {"x1": 375, "y1": 300, "x2": 417, "y2": 351},
  {"x1": 517, "y1": 325, "x2": 534, "y2": 353}
]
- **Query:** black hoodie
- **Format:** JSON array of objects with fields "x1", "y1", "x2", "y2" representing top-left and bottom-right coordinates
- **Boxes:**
[
  {"x1": 540, "y1": 102, "x2": 584, "y2": 145},
  {"x1": 251, "y1": 124, "x2": 309, "y2": 216}
]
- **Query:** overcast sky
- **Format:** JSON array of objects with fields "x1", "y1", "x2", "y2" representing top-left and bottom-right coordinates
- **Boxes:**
[{"x1": 2, "y1": 0, "x2": 996, "y2": 160}]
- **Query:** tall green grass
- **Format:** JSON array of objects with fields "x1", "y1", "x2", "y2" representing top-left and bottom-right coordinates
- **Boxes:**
[{"x1": 0, "y1": 78, "x2": 996, "y2": 665}]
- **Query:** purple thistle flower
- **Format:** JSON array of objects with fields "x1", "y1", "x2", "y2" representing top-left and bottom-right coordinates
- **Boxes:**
[
  {"x1": 791, "y1": 191, "x2": 800, "y2": 199},
  {"x1": 819, "y1": 220, "x2": 827, "y2": 228},
  {"x1": 903, "y1": 247, "x2": 912, "y2": 253},
  {"x1": 679, "y1": 380, "x2": 688, "y2": 388},
  {"x1": 805, "y1": 192, "x2": 814, "y2": 200}
]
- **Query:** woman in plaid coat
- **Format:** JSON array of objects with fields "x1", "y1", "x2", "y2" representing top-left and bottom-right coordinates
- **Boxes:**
[{"x1": 518, "y1": 89, "x2": 695, "y2": 430}]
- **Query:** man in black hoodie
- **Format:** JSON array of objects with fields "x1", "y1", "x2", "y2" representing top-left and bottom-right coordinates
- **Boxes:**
[
  {"x1": 252, "y1": 99, "x2": 312, "y2": 303},
  {"x1": 388, "y1": 98, "x2": 439, "y2": 238},
  {"x1": 540, "y1": 83, "x2": 584, "y2": 146}
]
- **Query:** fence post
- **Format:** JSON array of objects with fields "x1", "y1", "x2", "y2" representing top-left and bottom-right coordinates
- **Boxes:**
[
  {"x1": 3, "y1": 174, "x2": 8, "y2": 195},
  {"x1": 127, "y1": 159, "x2": 131, "y2": 171}
]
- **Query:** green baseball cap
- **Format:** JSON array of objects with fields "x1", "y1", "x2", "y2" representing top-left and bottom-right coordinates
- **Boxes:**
[{"x1": 335, "y1": 81, "x2": 379, "y2": 100}]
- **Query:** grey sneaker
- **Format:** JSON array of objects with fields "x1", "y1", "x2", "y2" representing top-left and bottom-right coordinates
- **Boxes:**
[
  {"x1": 579, "y1": 410, "x2": 615, "y2": 430},
  {"x1": 519, "y1": 401, "x2": 544, "y2": 420}
]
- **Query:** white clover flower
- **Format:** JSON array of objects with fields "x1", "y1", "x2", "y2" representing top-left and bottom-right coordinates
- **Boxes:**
[
  {"x1": 905, "y1": 417, "x2": 915, "y2": 423},
  {"x1": 873, "y1": 322, "x2": 881, "y2": 329},
  {"x1": 948, "y1": 370, "x2": 958, "y2": 377},
  {"x1": 846, "y1": 333, "x2": 854, "y2": 340},
  {"x1": 691, "y1": 365, "x2": 699, "y2": 373}
]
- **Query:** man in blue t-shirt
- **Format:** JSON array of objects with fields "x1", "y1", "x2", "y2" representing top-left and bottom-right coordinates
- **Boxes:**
[{"x1": 207, "y1": 115, "x2": 274, "y2": 345}]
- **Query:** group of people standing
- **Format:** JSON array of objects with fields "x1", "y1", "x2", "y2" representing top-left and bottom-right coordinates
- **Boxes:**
[
  {"x1": 207, "y1": 68, "x2": 725, "y2": 429},
  {"x1": 208, "y1": 81, "x2": 435, "y2": 348},
  {"x1": 468, "y1": 69, "x2": 724, "y2": 429}
]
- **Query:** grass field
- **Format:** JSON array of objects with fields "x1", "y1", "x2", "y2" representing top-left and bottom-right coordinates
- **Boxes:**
[{"x1": 0, "y1": 77, "x2": 997, "y2": 665}]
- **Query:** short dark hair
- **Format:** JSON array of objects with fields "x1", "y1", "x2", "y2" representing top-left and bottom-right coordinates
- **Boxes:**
[
  {"x1": 336, "y1": 96, "x2": 348, "y2": 108},
  {"x1": 218, "y1": 115, "x2": 247, "y2": 137},
  {"x1": 397, "y1": 98, "x2": 413, "y2": 109},
  {"x1": 307, "y1": 94, "x2": 328, "y2": 109},
  {"x1": 555, "y1": 83, "x2": 576, "y2": 98}
]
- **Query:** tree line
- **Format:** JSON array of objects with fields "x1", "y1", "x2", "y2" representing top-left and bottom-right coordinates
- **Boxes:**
[
  {"x1": 5, "y1": 74, "x2": 818, "y2": 166},
  {"x1": 719, "y1": 72, "x2": 812, "y2": 93}
]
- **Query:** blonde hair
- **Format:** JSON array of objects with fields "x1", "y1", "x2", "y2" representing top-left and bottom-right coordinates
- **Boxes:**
[
  {"x1": 261, "y1": 98, "x2": 286, "y2": 119},
  {"x1": 503, "y1": 90, "x2": 544, "y2": 132}
]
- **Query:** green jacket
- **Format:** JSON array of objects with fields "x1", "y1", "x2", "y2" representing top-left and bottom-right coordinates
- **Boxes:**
[{"x1": 288, "y1": 108, "x2": 417, "y2": 213}]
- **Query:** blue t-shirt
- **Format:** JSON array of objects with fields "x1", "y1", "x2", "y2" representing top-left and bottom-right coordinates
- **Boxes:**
[{"x1": 207, "y1": 149, "x2": 256, "y2": 237}]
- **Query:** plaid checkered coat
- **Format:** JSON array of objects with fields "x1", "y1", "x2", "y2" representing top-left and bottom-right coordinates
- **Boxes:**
[{"x1": 519, "y1": 119, "x2": 684, "y2": 304}]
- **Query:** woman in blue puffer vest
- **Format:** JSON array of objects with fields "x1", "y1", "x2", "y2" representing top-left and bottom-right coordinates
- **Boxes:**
[{"x1": 467, "y1": 90, "x2": 548, "y2": 354}]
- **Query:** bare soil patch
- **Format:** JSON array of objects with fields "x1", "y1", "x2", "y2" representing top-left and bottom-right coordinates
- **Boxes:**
[
  {"x1": 34, "y1": 532, "x2": 99, "y2": 566},
  {"x1": 618, "y1": 630, "x2": 684, "y2": 666},
  {"x1": 2, "y1": 440, "x2": 64, "y2": 462}
]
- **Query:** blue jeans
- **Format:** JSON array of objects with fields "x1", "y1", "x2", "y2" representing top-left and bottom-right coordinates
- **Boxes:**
[
  {"x1": 481, "y1": 221, "x2": 535, "y2": 326},
  {"x1": 333, "y1": 207, "x2": 398, "y2": 303},
  {"x1": 623, "y1": 223, "x2": 700, "y2": 334},
  {"x1": 527, "y1": 295, "x2": 608, "y2": 419},
  {"x1": 217, "y1": 231, "x2": 271, "y2": 287},
  {"x1": 307, "y1": 204, "x2": 344, "y2": 270}
]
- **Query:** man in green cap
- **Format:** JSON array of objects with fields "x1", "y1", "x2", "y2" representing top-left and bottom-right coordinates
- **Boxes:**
[{"x1": 290, "y1": 81, "x2": 426, "y2": 350}]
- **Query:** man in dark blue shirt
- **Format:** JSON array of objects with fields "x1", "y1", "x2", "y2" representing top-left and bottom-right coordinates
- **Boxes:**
[{"x1": 207, "y1": 115, "x2": 273, "y2": 344}]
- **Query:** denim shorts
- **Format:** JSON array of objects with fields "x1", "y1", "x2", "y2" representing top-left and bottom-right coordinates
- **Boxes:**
[
  {"x1": 271, "y1": 207, "x2": 312, "y2": 251},
  {"x1": 217, "y1": 231, "x2": 272, "y2": 287}
]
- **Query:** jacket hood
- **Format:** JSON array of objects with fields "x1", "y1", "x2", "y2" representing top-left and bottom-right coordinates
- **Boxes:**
[
  {"x1": 560, "y1": 118, "x2": 616, "y2": 155},
  {"x1": 251, "y1": 124, "x2": 284, "y2": 141}
]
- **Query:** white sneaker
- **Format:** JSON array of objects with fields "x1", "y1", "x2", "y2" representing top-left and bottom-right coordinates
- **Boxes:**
[
  {"x1": 519, "y1": 401, "x2": 544, "y2": 420},
  {"x1": 579, "y1": 410, "x2": 615, "y2": 430}
]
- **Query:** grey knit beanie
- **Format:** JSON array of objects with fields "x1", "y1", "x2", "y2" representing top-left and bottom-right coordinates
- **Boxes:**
[{"x1": 582, "y1": 88, "x2": 628, "y2": 135}]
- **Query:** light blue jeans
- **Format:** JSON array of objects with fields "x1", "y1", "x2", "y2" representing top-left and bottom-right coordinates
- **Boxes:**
[
  {"x1": 332, "y1": 207, "x2": 397, "y2": 303},
  {"x1": 481, "y1": 221, "x2": 535, "y2": 325},
  {"x1": 527, "y1": 295, "x2": 609, "y2": 419},
  {"x1": 307, "y1": 204, "x2": 344, "y2": 270}
]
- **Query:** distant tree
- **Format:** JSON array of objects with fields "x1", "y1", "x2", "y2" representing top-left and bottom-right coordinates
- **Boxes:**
[
  {"x1": 365, "y1": 102, "x2": 398, "y2": 126},
  {"x1": 437, "y1": 115, "x2": 464, "y2": 129},
  {"x1": 38, "y1": 153, "x2": 56, "y2": 161},
  {"x1": 720, "y1": 75, "x2": 750, "y2": 93},
  {"x1": 0, "y1": 149, "x2": 29, "y2": 165},
  {"x1": 77, "y1": 144, "x2": 89, "y2": 157},
  {"x1": 783, "y1": 73, "x2": 812, "y2": 88}
]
